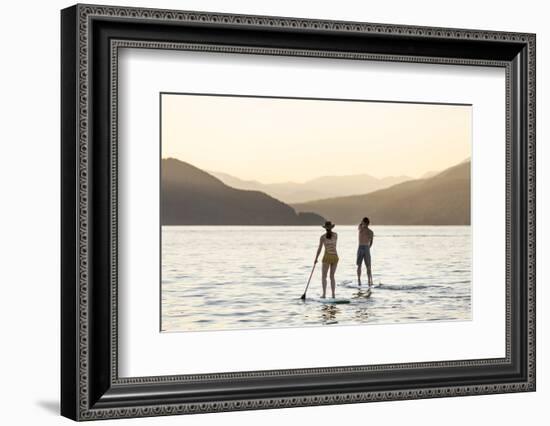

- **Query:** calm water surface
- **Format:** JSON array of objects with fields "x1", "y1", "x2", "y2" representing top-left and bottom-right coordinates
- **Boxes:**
[{"x1": 161, "y1": 226, "x2": 471, "y2": 332}]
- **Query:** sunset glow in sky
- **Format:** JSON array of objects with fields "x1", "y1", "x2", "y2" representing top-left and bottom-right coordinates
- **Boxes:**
[{"x1": 162, "y1": 93, "x2": 471, "y2": 183}]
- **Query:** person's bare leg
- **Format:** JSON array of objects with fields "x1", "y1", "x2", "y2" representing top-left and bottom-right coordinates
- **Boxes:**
[
  {"x1": 357, "y1": 264, "x2": 362, "y2": 286},
  {"x1": 321, "y1": 262, "x2": 329, "y2": 298},
  {"x1": 367, "y1": 264, "x2": 373, "y2": 286},
  {"x1": 330, "y1": 262, "x2": 337, "y2": 298}
]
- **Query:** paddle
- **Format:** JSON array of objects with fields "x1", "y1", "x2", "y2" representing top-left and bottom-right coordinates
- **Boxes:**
[{"x1": 300, "y1": 262, "x2": 317, "y2": 300}]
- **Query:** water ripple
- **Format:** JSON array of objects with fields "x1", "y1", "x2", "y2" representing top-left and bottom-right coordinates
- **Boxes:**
[{"x1": 161, "y1": 226, "x2": 472, "y2": 332}]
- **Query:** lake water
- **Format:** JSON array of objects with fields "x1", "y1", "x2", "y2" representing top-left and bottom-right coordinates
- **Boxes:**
[{"x1": 161, "y1": 226, "x2": 471, "y2": 332}]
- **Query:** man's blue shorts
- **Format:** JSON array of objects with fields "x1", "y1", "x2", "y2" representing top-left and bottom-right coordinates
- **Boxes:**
[{"x1": 356, "y1": 244, "x2": 371, "y2": 267}]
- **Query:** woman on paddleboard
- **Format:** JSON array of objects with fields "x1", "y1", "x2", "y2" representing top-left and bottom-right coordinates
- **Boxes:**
[{"x1": 314, "y1": 221, "x2": 339, "y2": 298}]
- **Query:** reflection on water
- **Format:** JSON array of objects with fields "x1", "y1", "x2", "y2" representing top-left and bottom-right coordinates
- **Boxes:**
[
  {"x1": 320, "y1": 305, "x2": 340, "y2": 325},
  {"x1": 162, "y1": 226, "x2": 471, "y2": 332}
]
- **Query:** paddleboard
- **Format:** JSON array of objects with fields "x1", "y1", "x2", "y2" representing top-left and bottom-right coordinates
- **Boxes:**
[
  {"x1": 340, "y1": 283, "x2": 372, "y2": 290},
  {"x1": 340, "y1": 282, "x2": 381, "y2": 290},
  {"x1": 312, "y1": 297, "x2": 351, "y2": 304}
]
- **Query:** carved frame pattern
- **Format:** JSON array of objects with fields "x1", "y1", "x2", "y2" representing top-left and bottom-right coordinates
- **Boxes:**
[{"x1": 61, "y1": 3, "x2": 536, "y2": 421}]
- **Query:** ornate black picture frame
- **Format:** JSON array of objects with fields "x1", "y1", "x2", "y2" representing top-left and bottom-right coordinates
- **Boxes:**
[{"x1": 61, "y1": 4, "x2": 536, "y2": 421}]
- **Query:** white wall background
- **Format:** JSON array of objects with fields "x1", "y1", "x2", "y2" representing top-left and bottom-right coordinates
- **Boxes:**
[{"x1": 0, "y1": 0, "x2": 546, "y2": 424}]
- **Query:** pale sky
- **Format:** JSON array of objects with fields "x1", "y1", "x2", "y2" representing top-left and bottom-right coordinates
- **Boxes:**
[{"x1": 161, "y1": 93, "x2": 471, "y2": 183}]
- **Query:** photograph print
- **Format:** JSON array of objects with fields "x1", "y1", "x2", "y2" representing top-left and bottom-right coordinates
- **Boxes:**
[{"x1": 160, "y1": 93, "x2": 472, "y2": 333}]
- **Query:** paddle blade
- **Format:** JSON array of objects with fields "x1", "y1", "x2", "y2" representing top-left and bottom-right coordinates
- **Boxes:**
[{"x1": 300, "y1": 293, "x2": 306, "y2": 300}]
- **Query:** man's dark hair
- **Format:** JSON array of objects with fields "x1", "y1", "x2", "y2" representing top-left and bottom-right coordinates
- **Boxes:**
[{"x1": 362, "y1": 217, "x2": 370, "y2": 226}]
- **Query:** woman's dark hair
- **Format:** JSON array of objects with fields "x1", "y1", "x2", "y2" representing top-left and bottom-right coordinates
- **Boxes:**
[
  {"x1": 323, "y1": 221, "x2": 334, "y2": 239},
  {"x1": 362, "y1": 217, "x2": 370, "y2": 226}
]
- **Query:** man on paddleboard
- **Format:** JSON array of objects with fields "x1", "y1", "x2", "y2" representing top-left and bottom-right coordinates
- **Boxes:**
[{"x1": 357, "y1": 217, "x2": 374, "y2": 287}]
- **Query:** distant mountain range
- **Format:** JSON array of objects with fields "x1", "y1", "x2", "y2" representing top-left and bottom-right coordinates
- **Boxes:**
[
  {"x1": 162, "y1": 158, "x2": 470, "y2": 226},
  {"x1": 293, "y1": 160, "x2": 471, "y2": 225},
  {"x1": 210, "y1": 171, "x2": 412, "y2": 204},
  {"x1": 420, "y1": 170, "x2": 439, "y2": 179},
  {"x1": 161, "y1": 158, "x2": 325, "y2": 225}
]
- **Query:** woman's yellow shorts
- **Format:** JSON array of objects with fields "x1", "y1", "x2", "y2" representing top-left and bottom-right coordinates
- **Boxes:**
[{"x1": 322, "y1": 253, "x2": 339, "y2": 265}]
